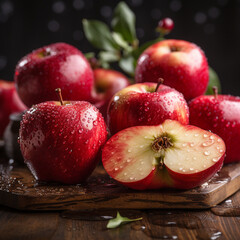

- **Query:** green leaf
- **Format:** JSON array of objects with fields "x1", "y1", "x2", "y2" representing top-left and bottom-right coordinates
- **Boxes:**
[
  {"x1": 112, "y1": 32, "x2": 131, "y2": 51},
  {"x1": 205, "y1": 67, "x2": 221, "y2": 95},
  {"x1": 99, "y1": 51, "x2": 120, "y2": 63},
  {"x1": 119, "y1": 55, "x2": 136, "y2": 77},
  {"x1": 84, "y1": 52, "x2": 95, "y2": 59},
  {"x1": 83, "y1": 19, "x2": 119, "y2": 51},
  {"x1": 111, "y1": 2, "x2": 136, "y2": 44},
  {"x1": 107, "y1": 212, "x2": 142, "y2": 229}
]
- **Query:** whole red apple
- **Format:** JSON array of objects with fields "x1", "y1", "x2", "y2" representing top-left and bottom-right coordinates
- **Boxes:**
[
  {"x1": 0, "y1": 80, "x2": 27, "y2": 137},
  {"x1": 107, "y1": 81, "x2": 189, "y2": 135},
  {"x1": 15, "y1": 42, "x2": 94, "y2": 107},
  {"x1": 102, "y1": 120, "x2": 226, "y2": 190},
  {"x1": 19, "y1": 89, "x2": 107, "y2": 184},
  {"x1": 189, "y1": 89, "x2": 240, "y2": 163},
  {"x1": 135, "y1": 39, "x2": 209, "y2": 101},
  {"x1": 92, "y1": 68, "x2": 130, "y2": 118}
]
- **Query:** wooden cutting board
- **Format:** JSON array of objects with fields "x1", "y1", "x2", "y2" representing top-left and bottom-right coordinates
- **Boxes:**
[{"x1": 0, "y1": 159, "x2": 240, "y2": 211}]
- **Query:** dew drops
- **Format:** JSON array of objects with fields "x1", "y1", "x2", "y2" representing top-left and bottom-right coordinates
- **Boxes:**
[
  {"x1": 217, "y1": 139, "x2": 221, "y2": 142},
  {"x1": 114, "y1": 167, "x2": 119, "y2": 171},
  {"x1": 124, "y1": 173, "x2": 127, "y2": 176},
  {"x1": 204, "y1": 151, "x2": 210, "y2": 156},
  {"x1": 203, "y1": 134, "x2": 208, "y2": 138},
  {"x1": 210, "y1": 135, "x2": 215, "y2": 140},
  {"x1": 127, "y1": 159, "x2": 131, "y2": 163},
  {"x1": 212, "y1": 158, "x2": 218, "y2": 162},
  {"x1": 219, "y1": 149, "x2": 224, "y2": 153},
  {"x1": 189, "y1": 168, "x2": 194, "y2": 171},
  {"x1": 139, "y1": 145, "x2": 144, "y2": 148},
  {"x1": 130, "y1": 177, "x2": 134, "y2": 180},
  {"x1": 190, "y1": 143, "x2": 195, "y2": 147},
  {"x1": 182, "y1": 143, "x2": 187, "y2": 147},
  {"x1": 128, "y1": 149, "x2": 132, "y2": 153},
  {"x1": 140, "y1": 161, "x2": 144, "y2": 165}
]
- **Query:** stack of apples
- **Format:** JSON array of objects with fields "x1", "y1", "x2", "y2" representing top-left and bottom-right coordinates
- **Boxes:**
[{"x1": 1, "y1": 20, "x2": 239, "y2": 191}]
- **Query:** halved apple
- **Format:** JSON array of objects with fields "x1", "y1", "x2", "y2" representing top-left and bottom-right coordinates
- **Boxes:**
[{"x1": 102, "y1": 120, "x2": 226, "y2": 190}]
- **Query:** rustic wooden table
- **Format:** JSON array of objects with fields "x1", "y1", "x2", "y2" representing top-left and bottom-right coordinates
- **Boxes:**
[
  {"x1": 0, "y1": 181, "x2": 239, "y2": 239},
  {"x1": 0, "y1": 146, "x2": 240, "y2": 240}
]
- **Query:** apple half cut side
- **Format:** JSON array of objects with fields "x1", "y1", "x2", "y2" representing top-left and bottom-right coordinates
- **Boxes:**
[{"x1": 102, "y1": 120, "x2": 226, "y2": 190}]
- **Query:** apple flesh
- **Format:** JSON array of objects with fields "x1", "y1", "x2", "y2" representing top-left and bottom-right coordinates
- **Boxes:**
[
  {"x1": 92, "y1": 68, "x2": 130, "y2": 119},
  {"x1": 15, "y1": 42, "x2": 94, "y2": 107},
  {"x1": 135, "y1": 39, "x2": 209, "y2": 101},
  {"x1": 102, "y1": 120, "x2": 225, "y2": 190},
  {"x1": 107, "y1": 82, "x2": 189, "y2": 135},
  {"x1": 19, "y1": 100, "x2": 107, "y2": 184},
  {"x1": 189, "y1": 94, "x2": 240, "y2": 163},
  {"x1": 0, "y1": 80, "x2": 27, "y2": 137}
]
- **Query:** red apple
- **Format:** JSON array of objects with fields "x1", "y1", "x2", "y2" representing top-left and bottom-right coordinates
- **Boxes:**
[
  {"x1": 15, "y1": 42, "x2": 94, "y2": 107},
  {"x1": 92, "y1": 68, "x2": 130, "y2": 119},
  {"x1": 102, "y1": 120, "x2": 226, "y2": 190},
  {"x1": 19, "y1": 89, "x2": 107, "y2": 184},
  {"x1": 0, "y1": 80, "x2": 27, "y2": 137},
  {"x1": 189, "y1": 89, "x2": 240, "y2": 163},
  {"x1": 135, "y1": 39, "x2": 209, "y2": 101},
  {"x1": 107, "y1": 81, "x2": 189, "y2": 135}
]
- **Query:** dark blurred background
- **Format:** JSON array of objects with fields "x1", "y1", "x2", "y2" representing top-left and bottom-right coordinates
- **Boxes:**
[{"x1": 0, "y1": 0, "x2": 239, "y2": 95}]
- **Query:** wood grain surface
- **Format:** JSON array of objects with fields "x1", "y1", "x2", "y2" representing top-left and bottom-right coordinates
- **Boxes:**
[
  {"x1": 0, "y1": 190, "x2": 240, "y2": 240},
  {"x1": 0, "y1": 157, "x2": 240, "y2": 211}
]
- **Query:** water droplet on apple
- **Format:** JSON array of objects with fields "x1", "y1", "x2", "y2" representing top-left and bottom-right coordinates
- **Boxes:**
[
  {"x1": 127, "y1": 159, "x2": 131, "y2": 163},
  {"x1": 140, "y1": 145, "x2": 144, "y2": 148},
  {"x1": 128, "y1": 149, "x2": 132, "y2": 153},
  {"x1": 189, "y1": 168, "x2": 194, "y2": 171},
  {"x1": 190, "y1": 143, "x2": 195, "y2": 147},
  {"x1": 182, "y1": 143, "x2": 187, "y2": 147},
  {"x1": 219, "y1": 149, "x2": 224, "y2": 153},
  {"x1": 203, "y1": 134, "x2": 208, "y2": 138},
  {"x1": 212, "y1": 158, "x2": 218, "y2": 162},
  {"x1": 114, "y1": 167, "x2": 119, "y2": 171},
  {"x1": 194, "y1": 133, "x2": 199, "y2": 137},
  {"x1": 204, "y1": 151, "x2": 210, "y2": 156}
]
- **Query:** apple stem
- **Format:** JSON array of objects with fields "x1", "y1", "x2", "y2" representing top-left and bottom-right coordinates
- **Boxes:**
[
  {"x1": 155, "y1": 78, "x2": 164, "y2": 92},
  {"x1": 212, "y1": 86, "x2": 218, "y2": 98},
  {"x1": 55, "y1": 88, "x2": 64, "y2": 105}
]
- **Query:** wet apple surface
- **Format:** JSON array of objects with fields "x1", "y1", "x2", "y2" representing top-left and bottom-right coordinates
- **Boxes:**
[
  {"x1": 189, "y1": 93, "x2": 240, "y2": 163},
  {"x1": 102, "y1": 120, "x2": 226, "y2": 190},
  {"x1": 19, "y1": 100, "x2": 107, "y2": 184}
]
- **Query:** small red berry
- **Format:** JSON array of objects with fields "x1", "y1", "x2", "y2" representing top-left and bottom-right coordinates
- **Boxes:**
[{"x1": 157, "y1": 18, "x2": 174, "y2": 35}]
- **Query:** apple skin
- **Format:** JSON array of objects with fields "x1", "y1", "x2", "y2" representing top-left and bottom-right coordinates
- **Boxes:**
[
  {"x1": 189, "y1": 94, "x2": 240, "y2": 164},
  {"x1": 19, "y1": 101, "x2": 107, "y2": 184},
  {"x1": 15, "y1": 42, "x2": 94, "y2": 107},
  {"x1": 92, "y1": 68, "x2": 130, "y2": 119},
  {"x1": 135, "y1": 39, "x2": 209, "y2": 101},
  {"x1": 0, "y1": 80, "x2": 27, "y2": 137},
  {"x1": 107, "y1": 82, "x2": 189, "y2": 135}
]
